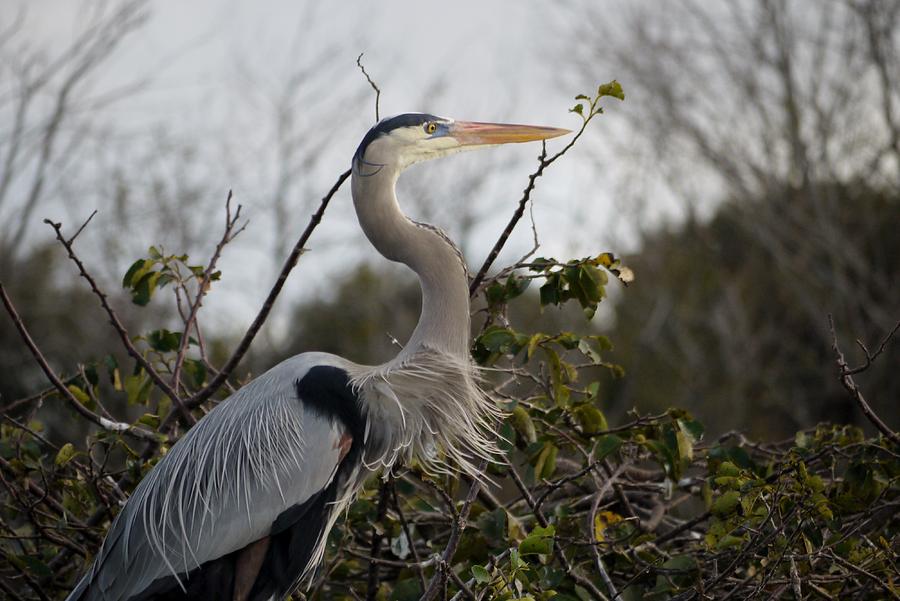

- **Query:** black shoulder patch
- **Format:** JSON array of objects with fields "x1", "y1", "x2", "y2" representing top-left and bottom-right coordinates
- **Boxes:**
[
  {"x1": 354, "y1": 112, "x2": 441, "y2": 162},
  {"x1": 295, "y1": 365, "x2": 365, "y2": 444}
]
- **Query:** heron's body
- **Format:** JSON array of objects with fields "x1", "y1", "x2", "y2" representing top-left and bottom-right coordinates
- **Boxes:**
[{"x1": 68, "y1": 113, "x2": 568, "y2": 600}]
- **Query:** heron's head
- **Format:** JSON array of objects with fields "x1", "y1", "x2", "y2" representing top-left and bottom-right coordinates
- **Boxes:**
[{"x1": 353, "y1": 113, "x2": 570, "y2": 175}]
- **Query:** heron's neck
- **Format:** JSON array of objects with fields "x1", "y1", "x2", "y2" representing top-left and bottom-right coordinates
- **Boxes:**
[{"x1": 351, "y1": 164, "x2": 470, "y2": 363}]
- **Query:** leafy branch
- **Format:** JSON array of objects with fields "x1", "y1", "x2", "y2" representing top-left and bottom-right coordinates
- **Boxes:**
[{"x1": 469, "y1": 80, "x2": 625, "y2": 295}]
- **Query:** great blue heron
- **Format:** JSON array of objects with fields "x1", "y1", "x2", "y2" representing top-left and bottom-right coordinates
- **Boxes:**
[{"x1": 68, "y1": 113, "x2": 569, "y2": 601}]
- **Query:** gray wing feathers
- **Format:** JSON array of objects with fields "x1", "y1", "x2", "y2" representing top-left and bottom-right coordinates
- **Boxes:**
[{"x1": 75, "y1": 353, "x2": 348, "y2": 601}]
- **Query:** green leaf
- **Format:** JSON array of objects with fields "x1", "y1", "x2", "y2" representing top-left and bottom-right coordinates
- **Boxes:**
[
  {"x1": 137, "y1": 413, "x2": 160, "y2": 429},
  {"x1": 125, "y1": 373, "x2": 153, "y2": 405},
  {"x1": 597, "y1": 80, "x2": 625, "y2": 100},
  {"x1": 711, "y1": 490, "x2": 741, "y2": 516},
  {"x1": 478, "y1": 326, "x2": 518, "y2": 353},
  {"x1": 543, "y1": 347, "x2": 569, "y2": 406},
  {"x1": 471, "y1": 564, "x2": 491, "y2": 584},
  {"x1": 578, "y1": 338, "x2": 602, "y2": 364},
  {"x1": 519, "y1": 524, "x2": 555, "y2": 555},
  {"x1": 678, "y1": 418, "x2": 705, "y2": 442},
  {"x1": 55, "y1": 443, "x2": 76, "y2": 466},
  {"x1": 573, "y1": 404, "x2": 608, "y2": 435},
  {"x1": 554, "y1": 332, "x2": 579, "y2": 350},
  {"x1": 511, "y1": 406, "x2": 538, "y2": 444},
  {"x1": 715, "y1": 534, "x2": 746, "y2": 550},
  {"x1": 534, "y1": 442, "x2": 558, "y2": 479},
  {"x1": 84, "y1": 364, "x2": 99, "y2": 387},
  {"x1": 485, "y1": 281, "x2": 506, "y2": 307},
  {"x1": 147, "y1": 329, "x2": 182, "y2": 353},
  {"x1": 653, "y1": 555, "x2": 698, "y2": 590},
  {"x1": 717, "y1": 461, "x2": 741, "y2": 478},
  {"x1": 579, "y1": 265, "x2": 606, "y2": 303},
  {"x1": 67, "y1": 384, "x2": 90, "y2": 406},
  {"x1": 528, "y1": 257, "x2": 554, "y2": 272},
  {"x1": 505, "y1": 274, "x2": 530, "y2": 300},
  {"x1": 539, "y1": 273, "x2": 562, "y2": 307},
  {"x1": 122, "y1": 259, "x2": 146, "y2": 287},
  {"x1": 675, "y1": 428, "x2": 693, "y2": 462},
  {"x1": 21, "y1": 556, "x2": 53, "y2": 580},
  {"x1": 183, "y1": 359, "x2": 207, "y2": 388},
  {"x1": 570, "y1": 103, "x2": 584, "y2": 115},
  {"x1": 526, "y1": 333, "x2": 545, "y2": 360},
  {"x1": 593, "y1": 435, "x2": 623, "y2": 461},
  {"x1": 131, "y1": 270, "x2": 161, "y2": 306}
]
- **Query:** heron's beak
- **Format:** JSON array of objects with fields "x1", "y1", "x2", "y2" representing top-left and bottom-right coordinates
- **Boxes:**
[{"x1": 449, "y1": 121, "x2": 571, "y2": 146}]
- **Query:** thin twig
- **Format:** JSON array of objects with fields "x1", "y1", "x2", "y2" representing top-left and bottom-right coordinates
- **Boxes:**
[
  {"x1": 469, "y1": 144, "x2": 548, "y2": 295},
  {"x1": 0, "y1": 282, "x2": 158, "y2": 443},
  {"x1": 469, "y1": 99, "x2": 604, "y2": 294},
  {"x1": 0, "y1": 547, "x2": 51, "y2": 601},
  {"x1": 446, "y1": 567, "x2": 478, "y2": 601},
  {"x1": 391, "y1": 483, "x2": 428, "y2": 593},
  {"x1": 178, "y1": 169, "x2": 350, "y2": 416},
  {"x1": 0, "y1": 380, "x2": 75, "y2": 415},
  {"x1": 170, "y1": 190, "x2": 246, "y2": 400},
  {"x1": 366, "y1": 479, "x2": 391, "y2": 601},
  {"x1": 828, "y1": 549, "x2": 900, "y2": 600},
  {"x1": 419, "y1": 464, "x2": 485, "y2": 601},
  {"x1": 589, "y1": 463, "x2": 627, "y2": 600},
  {"x1": 848, "y1": 318, "x2": 900, "y2": 375},
  {"x1": 508, "y1": 462, "x2": 609, "y2": 601},
  {"x1": 356, "y1": 53, "x2": 381, "y2": 121},
  {"x1": 828, "y1": 314, "x2": 900, "y2": 444},
  {"x1": 42, "y1": 218, "x2": 194, "y2": 425},
  {"x1": 67, "y1": 209, "x2": 97, "y2": 245}
]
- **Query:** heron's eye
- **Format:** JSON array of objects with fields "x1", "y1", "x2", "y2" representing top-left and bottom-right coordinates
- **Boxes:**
[{"x1": 424, "y1": 122, "x2": 437, "y2": 134}]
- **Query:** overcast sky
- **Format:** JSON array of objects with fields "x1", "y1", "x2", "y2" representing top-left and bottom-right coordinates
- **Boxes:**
[{"x1": 9, "y1": 0, "x2": 640, "y2": 341}]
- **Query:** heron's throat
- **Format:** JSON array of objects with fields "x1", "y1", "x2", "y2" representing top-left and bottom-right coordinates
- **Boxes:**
[{"x1": 351, "y1": 165, "x2": 471, "y2": 360}]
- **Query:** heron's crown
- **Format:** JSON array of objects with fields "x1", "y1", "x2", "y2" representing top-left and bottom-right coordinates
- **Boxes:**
[{"x1": 354, "y1": 112, "x2": 444, "y2": 162}]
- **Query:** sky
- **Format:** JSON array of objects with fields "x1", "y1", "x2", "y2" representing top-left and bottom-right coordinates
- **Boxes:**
[{"x1": 8, "y1": 0, "x2": 639, "y2": 341}]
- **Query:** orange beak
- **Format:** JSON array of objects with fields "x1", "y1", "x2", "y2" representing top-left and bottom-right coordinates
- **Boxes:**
[{"x1": 449, "y1": 121, "x2": 571, "y2": 146}]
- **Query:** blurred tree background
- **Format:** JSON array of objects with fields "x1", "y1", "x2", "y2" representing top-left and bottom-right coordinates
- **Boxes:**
[{"x1": 565, "y1": 0, "x2": 900, "y2": 438}]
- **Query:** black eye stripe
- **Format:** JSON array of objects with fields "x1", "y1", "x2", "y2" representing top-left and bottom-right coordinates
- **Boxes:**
[{"x1": 355, "y1": 113, "x2": 442, "y2": 161}]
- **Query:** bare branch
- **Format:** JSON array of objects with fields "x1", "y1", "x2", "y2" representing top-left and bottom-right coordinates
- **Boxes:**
[
  {"x1": 356, "y1": 53, "x2": 381, "y2": 122},
  {"x1": 419, "y1": 463, "x2": 485, "y2": 601},
  {"x1": 0, "y1": 282, "x2": 158, "y2": 443},
  {"x1": 829, "y1": 314, "x2": 900, "y2": 444},
  {"x1": 42, "y1": 218, "x2": 194, "y2": 425},
  {"x1": 170, "y1": 191, "x2": 246, "y2": 398},
  {"x1": 66, "y1": 209, "x2": 97, "y2": 246},
  {"x1": 469, "y1": 100, "x2": 606, "y2": 294},
  {"x1": 179, "y1": 168, "x2": 351, "y2": 414}
]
